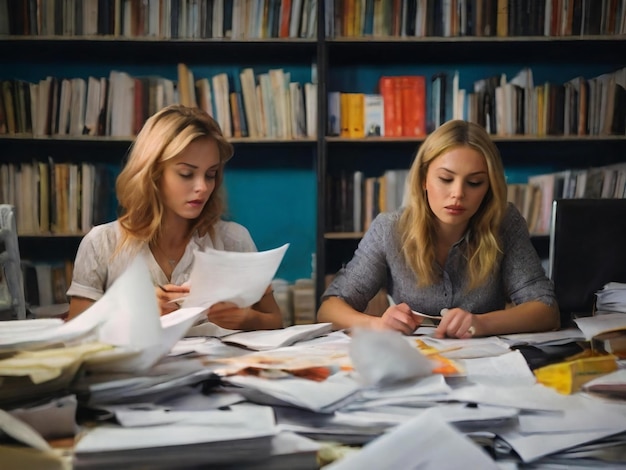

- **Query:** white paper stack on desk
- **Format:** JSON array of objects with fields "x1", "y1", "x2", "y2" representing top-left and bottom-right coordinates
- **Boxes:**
[
  {"x1": 73, "y1": 404, "x2": 278, "y2": 469},
  {"x1": 595, "y1": 282, "x2": 626, "y2": 314}
]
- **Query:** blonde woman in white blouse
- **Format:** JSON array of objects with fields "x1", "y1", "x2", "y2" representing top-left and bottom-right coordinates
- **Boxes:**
[{"x1": 67, "y1": 105, "x2": 281, "y2": 330}]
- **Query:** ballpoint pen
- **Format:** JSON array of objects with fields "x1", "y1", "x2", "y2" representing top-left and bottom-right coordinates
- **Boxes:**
[
  {"x1": 387, "y1": 294, "x2": 442, "y2": 322},
  {"x1": 158, "y1": 285, "x2": 184, "y2": 306}
]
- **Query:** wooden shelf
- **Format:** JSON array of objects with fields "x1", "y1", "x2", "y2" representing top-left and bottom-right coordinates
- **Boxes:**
[
  {"x1": 327, "y1": 36, "x2": 626, "y2": 64},
  {"x1": 0, "y1": 37, "x2": 317, "y2": 64},
  {"x1": 326, "y1": 135, "x2": 626, "y2": 143}
]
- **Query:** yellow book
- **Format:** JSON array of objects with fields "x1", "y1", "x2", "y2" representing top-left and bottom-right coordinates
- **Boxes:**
[
  {"x1": 347, "y1": 93, "x2": 364, "y2": 138},
  {"x1": 534, "y1": 352, "x2": 618, "y2": 395},
  {"x1": 536, "y1": 84, "x2": 545, "y2": 137}
]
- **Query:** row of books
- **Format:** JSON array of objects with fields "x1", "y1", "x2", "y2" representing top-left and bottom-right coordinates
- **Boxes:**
[
  {"x1": 511, "y1": 162, "x2": 626, "y2": 235},
  {"x1": 326, "y1": 0, "x2": 626, "y2": 38},
  {"x1": 21, "y1": 260, "x2": 73, "y2": 309},
  {"x1": 326, "y1": 168, "x2": 409, "y2": 233},
  {"x1": 0, "y1": 74, "x2": 175, "y2": 137},
  {"x1": 178, "y1": 64, "x2": 318, "y2": 139},
  {"x1": 0, "y1": 64, "x2": 318, "y2": 140},
  {"x1": 328, "y1": 76, "x2": 427, "y2": 138},
  {"x1": 327, "y1": 161, "x2": 626, "y2": 236},
  {"x1": 0, "y1": 160, "x2": 118, "y2": 236},
  {"x1": 1, "y1": 0, "x2": 318, "y2": 39},
  {"x1": 469, "y1": 67, "x2": 626, "y2": 137},
  {"x1": 329, "y1": 66, "x2": 626, "y2": 140}
]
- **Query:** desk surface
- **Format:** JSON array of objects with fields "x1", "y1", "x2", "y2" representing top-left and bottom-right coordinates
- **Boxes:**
[{"x1": 2, "y1": 324, "x2": 626, "y2": 469}]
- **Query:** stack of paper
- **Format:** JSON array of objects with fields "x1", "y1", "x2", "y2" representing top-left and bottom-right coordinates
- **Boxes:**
[
  {"x1": 595, "y1": 282, "x2": 626, "y2": 313},
  {"x1": 73, "y1": 404, "x2": 277, "y2": 468}
]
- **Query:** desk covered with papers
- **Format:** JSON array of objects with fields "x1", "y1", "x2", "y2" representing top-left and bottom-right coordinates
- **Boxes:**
[
  {"x1": 2, "y1": 258, "x2": 626, "y2": 469},
  {"x1": 2, "y1": 316, "x2": 626, "y2": 469}
]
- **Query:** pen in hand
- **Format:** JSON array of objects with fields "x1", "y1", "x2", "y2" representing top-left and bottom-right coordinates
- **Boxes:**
[
  {"x1": 387, "y1": 294, "x2": 442, "y2": 322},
  {"x1": 158, "y1": 284, "x2": 185, "y2": 306}
]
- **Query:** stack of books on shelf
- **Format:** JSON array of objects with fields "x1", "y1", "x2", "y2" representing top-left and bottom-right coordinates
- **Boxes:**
[
  {"x1": 326, "y1": 0, "x2": 625, "y2": 38},
  {"x1": 467, "y1": 67, "x2": 626, "y2": 138},
  {"x1": 1, "y1": 0, "x2": 319, "y2": 40},
  {"x1": 0, "y1": 63, "x2": 317, "y2": 140},
  {"x1": 0, "y1": 160, "x2": 117, "y2": 236},
  {"x1": 326, "y1": 168, "x2": 409, "y2": 233},
  {"x1": 327, "y1": 161, "x2": 626, "y2": 237},
  {"x1": 328, "y1": 75, "x2": 428, "y2": 139},
  {"x1": 509, "y1": 162, "x2": 626, "y2": 235},
  {"x1": 328, "y1": 65, "x2": 626, "y2": 140}
]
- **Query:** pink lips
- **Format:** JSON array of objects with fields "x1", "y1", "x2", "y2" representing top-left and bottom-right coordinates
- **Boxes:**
[
  {"x1": 187, "y1": 199, "x2": 205, "y2": 207},
  {"x1": 445, "y1": 205, "x2": 465, "y2": 215}
]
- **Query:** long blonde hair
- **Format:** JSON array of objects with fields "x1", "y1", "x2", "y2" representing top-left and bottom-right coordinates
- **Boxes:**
[
  {"x1": 115, "y1": 105, "x2": 233, "y2": 254},
  {"x1": 398, "y1": 120, "x2": 507, "y2": 289}
]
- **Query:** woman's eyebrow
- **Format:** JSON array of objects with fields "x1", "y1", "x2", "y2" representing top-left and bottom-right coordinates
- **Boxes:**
[{"x1": 437, "y1": 167, "x2": 487, "y2": 176}]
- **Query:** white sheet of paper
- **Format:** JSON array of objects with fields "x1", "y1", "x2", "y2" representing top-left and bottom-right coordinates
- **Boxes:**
[
  {"x1": 518, "y1": 400, "x2": 626, "y2": 433},
  {"x1": 417, "y1": 336, "x2": 511, "y2": 359},
  {"x1": 574, "y1": 312, "x2": 626, "y2": 339},
  {"x1": 185, "y1": 321, "x2": 241, "y2": 338},
  {"x1": 459, "y1": 350, "x2": 536, "y2": 386},
  {"x1": 74, "y1": 404, "x2": 276, "y2": 453},
  {"x1": 221, "y1": 323, "x2": 333, "y2": 350},
  {"x1": 224, "y1": 372, "x2": 361, "y2": 413},
  {"x1": 84, "y1": 257, "x2": 205, "y2": 372},
  {"x1": 324, "y1": 407, "x2": 499, "y2": 470},
  {"x1": 0, "y1": 300, "x2": 107, "y2": 351},
  {"x1": 498, "y1": 427, "x2": 626, "y2": 463},
  {"x1": 498, "y1": 328, "x2": 585, "y2": 347},
  {"x1": 448, "y1": 383, "x2": 585, "y2": 412},
  {"x1": 350, "y1": 328, "x2": 435, "y2": 386},
  {"x1": 181, "y1": 243, "x2": 289, "y2": 309}
]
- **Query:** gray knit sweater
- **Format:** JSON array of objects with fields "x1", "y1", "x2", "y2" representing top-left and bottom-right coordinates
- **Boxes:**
[{"x1": 323, "y1": 204, "x2": 556, "y2": 316}]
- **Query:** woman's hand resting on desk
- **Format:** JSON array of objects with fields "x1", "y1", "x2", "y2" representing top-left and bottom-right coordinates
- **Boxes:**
[
  {"x1": 375, "y1": 303, "x2": 423, "y2": 335},
  {"x1": 156, "y1": 284, "x2": 190, "y2": 316},
  {"x1": 434, "y1": 308, "x2": 476, "y2": 339}
]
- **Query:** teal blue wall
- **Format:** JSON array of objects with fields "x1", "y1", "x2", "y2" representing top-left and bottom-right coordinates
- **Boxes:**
[{"x1": 224, "y1": 168, "x2": 316, "y2": 282}]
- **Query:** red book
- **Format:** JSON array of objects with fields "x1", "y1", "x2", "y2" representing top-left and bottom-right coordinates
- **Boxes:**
[
  {"x1": 399, "y1": 76, "x2": 426, "y2": 137},
  {"x1": 378, "y1": 76, "x2": 402, "y2": 137},
  {"x1": 279, "y1": 0, "x2": 292, "y2": 38}
]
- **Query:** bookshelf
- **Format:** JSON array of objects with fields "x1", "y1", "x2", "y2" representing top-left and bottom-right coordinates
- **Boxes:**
[
  {"x1": 1, "y1": 1, "x2": 626, "y2": 312},
  {"x1": 316, "y1": 3, "x2": 626, "y2": 304},
  {"x1": 0, "y1": 2, "x2": 322, "y2": 310}
]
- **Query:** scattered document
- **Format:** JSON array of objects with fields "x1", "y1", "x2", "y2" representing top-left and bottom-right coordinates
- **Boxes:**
[
  {"x1": 185, "y1": 322, "x2": 241, "y2": 338},
  {"x1": 8, "y1": 394, "x2": 78, "y2": 439},
  {"x1": 574, "y1": 312, "x2": 626, "y2": 340},
  {"x1": 416, "y1": 336, "x2": 511, "y2": 359},
  {"x1": 224, "y1": 372, "x2": 361, "y2": 413},
  {"x1": 349, "y1": 328, "x2": 436, "y2": 386},
  {"x1": 181, "y1": 243, "x2": 289, "y2": 309},
  {"x1": 498, "y1": 328, "x2": 585, "y2": 347},
  {"x1": 79, "y1": 257, "x2": 206, "y2": 372},
  {"x1": 325, "y1": 408, "x2": 500, "y2": 470},
  {"x1": 221, "y1": 323, "x2": 333, "y2": 351},
  {"x1": 582, "y1": 369, "x2": 626, "y2": 399},
  {"x1": 459, "y1": 350, "x2": 536, "y2": 386},
  {"x1": 0, "y1": 307, "x2": 105, "y2": 352}
]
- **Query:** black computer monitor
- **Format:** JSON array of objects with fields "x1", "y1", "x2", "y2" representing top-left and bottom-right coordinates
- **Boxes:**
[{"x1": 548, "y1": 199, "x2": 626, "y2": 327}]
